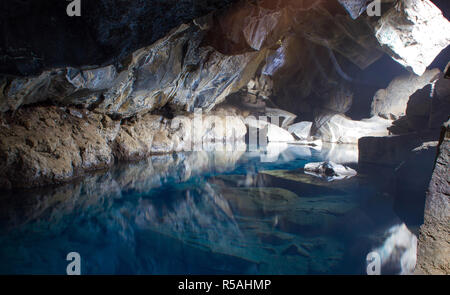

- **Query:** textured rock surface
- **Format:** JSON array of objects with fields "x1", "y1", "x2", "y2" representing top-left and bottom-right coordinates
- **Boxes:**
[
  {"x1": 371, "y1": 69, "x2": 440, "y2": 120},
  {"x1": 415, "y1": 120, "x2": 450, "y2": 274},
  {"x1": 0, "y1": 24, "x2": 267, "y2": 117},
  {"x1": 0, "y1": 106, "x2": 119, "y2": 189},
  {"x1": 317, "y1": 114, "x2": 391, "y2": 144},
  {"x1": 0, "y1": 106, "x2": 246, "y2": 189},
  {"x1": 375, "y1": 0, "x2": 450, "y2": 75},
  {"x1": 288, "y1": 122, "x2": 313, "y2": 140}
]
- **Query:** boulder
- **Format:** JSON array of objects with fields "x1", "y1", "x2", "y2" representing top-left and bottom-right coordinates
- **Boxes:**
[
  {"x1": 246, "y1": 117, "x2": 294, "y2": 143},
  {"x1": 288, "y1": 122, "x2": 312, "y2": 140},
  {"x1": 374, "y1": 0, "x2": 450, "y2": 75},
  {"x1": 370, "y1": 69, "x2": 440, "y2": 120},
  {"x1": 304, "y1": 161, "x2": 357, "y2": 181},
  {"x1": 318, "y1": 114, "x2": 391, "y2": 144}
]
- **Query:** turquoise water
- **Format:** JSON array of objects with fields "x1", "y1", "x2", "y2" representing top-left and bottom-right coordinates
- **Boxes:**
[{"x1": 0, "y1": 144, "x2": 424, "y2": 274}]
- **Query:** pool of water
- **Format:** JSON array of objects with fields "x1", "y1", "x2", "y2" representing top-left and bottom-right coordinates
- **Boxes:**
[{"x1": 0, "y1": 144, "x2": 425, "y2": 274}]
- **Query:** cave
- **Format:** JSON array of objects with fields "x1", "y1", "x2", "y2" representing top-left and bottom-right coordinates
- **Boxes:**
[{"x1": 0, "y1": 0, "x2": 448, "y2": 275}]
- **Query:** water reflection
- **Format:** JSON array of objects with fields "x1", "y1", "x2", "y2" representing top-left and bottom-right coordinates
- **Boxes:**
[
  {"x1": 0, "y1": 144, "x2": 420, "y2": 274},
  {"x1": 372, "y1": 223, "x2": 417, "y2": 275}
]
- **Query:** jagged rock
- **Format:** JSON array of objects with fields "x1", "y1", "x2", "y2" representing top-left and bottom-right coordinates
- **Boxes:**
[
  {"x1": 207, "y1": 0, "x2": 383, "y2": 69},
  {"x1": 0, "y1": 24, "x2": 267, "y2": 117},
  {"x1": 415, "y1": 120, "x2": 450, "y2": 274},
  {"x1": 318, "y1": 114, "x2": 391, "y2": 144},
  {"x1": 337, "y1": 0, "x2": 372, "y2": 20},
  {"x1": 304, "y1": 161, "x2": 357, "y2": 181},
  {"x1": 374, "y1": 0, "x2": 450, "y2": 75},
  {"x1": 370, "y1": 69, "x2": 440, "y2": 120}
]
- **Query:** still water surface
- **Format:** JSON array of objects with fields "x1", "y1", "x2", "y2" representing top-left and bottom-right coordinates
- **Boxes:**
[{"x1": 0, "y1": 144, "x2": 422, "y2": 274}]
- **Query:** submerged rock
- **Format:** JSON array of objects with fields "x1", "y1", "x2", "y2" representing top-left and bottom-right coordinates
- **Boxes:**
[
  {"x1": 374, "y1": 0, "x2": 450, "y2": 75},
  {"x1": 304, "y1": 161, "x2": 357, "y2": 181}
]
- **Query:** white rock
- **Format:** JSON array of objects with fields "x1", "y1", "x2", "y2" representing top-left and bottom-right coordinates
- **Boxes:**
[
  {"x1": 266, "y1": 123, "x2": 294, "y2": 142},
  {"x1": 371, "y1": 69, "x2": 440, "y2": 120},
  {"x1": 319, "y1": 115, "x2": 392, "y2": 144},
  {"x1": 288, "y1": 121, "x2": 312, "y2": 140},
  {"x1": 245, "y1": 117, "x2": 294, "y2": 142},
  {"x1": 375, "y1": 0, "x2": 450, "y2": 75},
  {"x1": 304, "y1": 161, "x2": 357, "y2": 181}
]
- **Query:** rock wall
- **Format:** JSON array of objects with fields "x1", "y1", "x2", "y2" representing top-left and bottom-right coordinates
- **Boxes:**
[
  {"x1": 0, "y1": 106, "x2": 247, "y2": 189},
  {"x1": 0, "y1": 23, "x2": 267, "y2": 117},
  {"x1": 415, "y1": 120, "x2": 450, "y2": 274}
]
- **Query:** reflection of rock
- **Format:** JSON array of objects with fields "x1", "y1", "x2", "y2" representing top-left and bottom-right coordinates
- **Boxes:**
[
  {"x1": 416, "y1": 120, "x2": 450, "y2": 274},
  {"x1": 372, "y1": 223, "x2": 417, "y2": 275},
  {"x1": 304, "y1": 161, "x2": 357, "y2": 181},
  {"x1": 318, "y1": 115, "x2": 391, "y2": 144},
  {"x1": 0, "y1": 147, "x2": 355, "y2": 274},
  {"x1": 257, "y1": 169, "x2": 357, "y2": 197},
  {"x1": 370, "y1": 69, "x2": 440, "y2": 120},
  {"x1": 375, "y1": 0, "x2": 450, "y2": 75},
  {"x1": 0, "y1": 150, "x2": 245, "y2": 230},
  {"x1": 318, "y1": 143, "x2": 359, "y2": 164}
]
